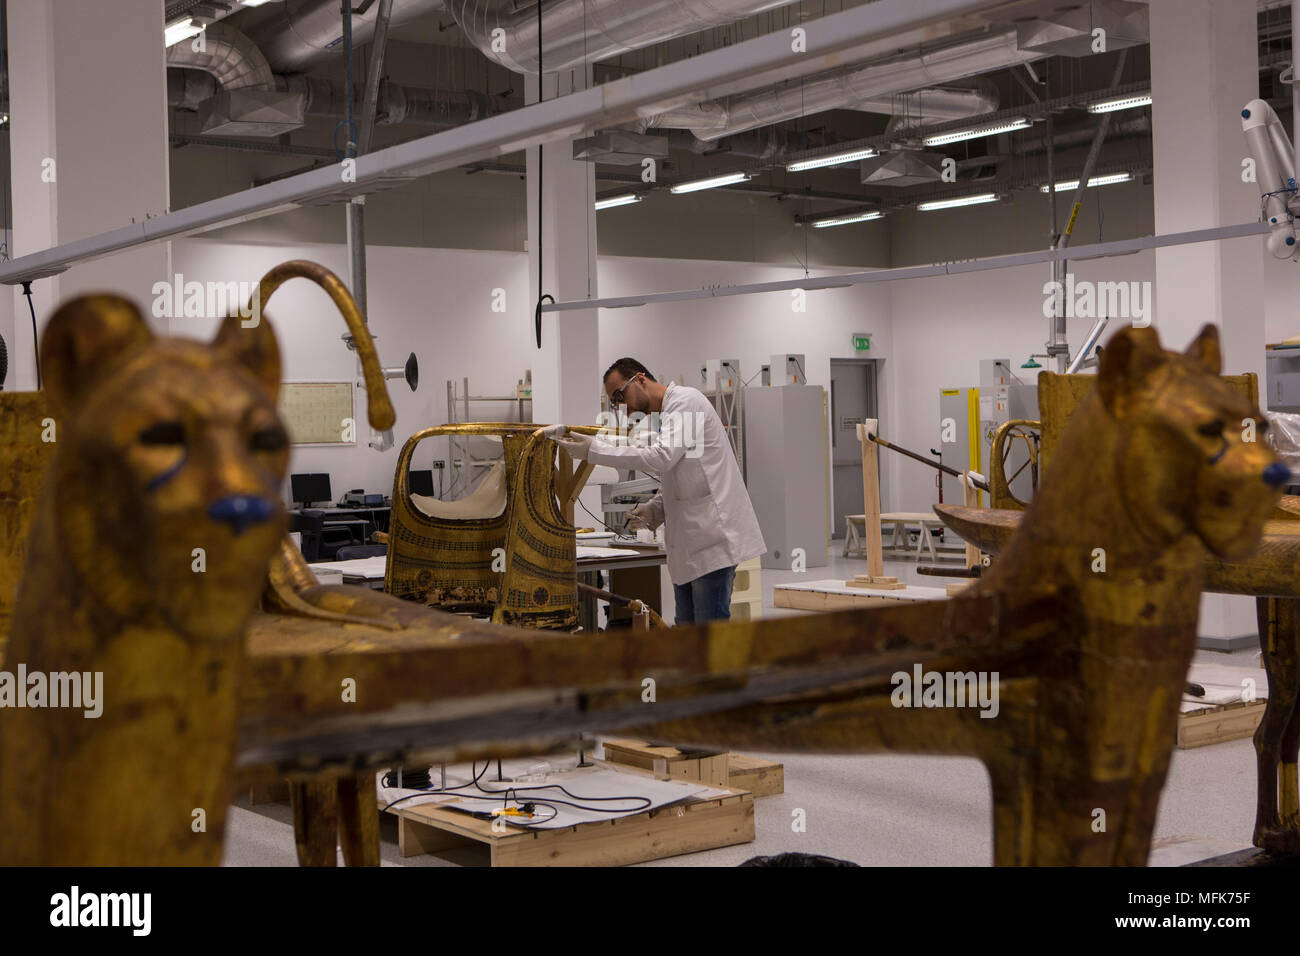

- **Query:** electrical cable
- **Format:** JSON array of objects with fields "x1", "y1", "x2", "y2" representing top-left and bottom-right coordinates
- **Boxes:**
[
  {"x1": 380, "y1": 759, "x2": 653, "y2": 830},
  {"x1": 380, "y1": 758, "x2": 494, "y2": 812},
  {"x1": 21, "y1": 280, "x2": 39, "y2": 389},
  {"x1": 577, "y1": 496, "x2": 626, "y2": 535}
]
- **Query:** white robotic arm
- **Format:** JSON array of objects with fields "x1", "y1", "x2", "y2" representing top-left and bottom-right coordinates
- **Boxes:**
[{"x1": 1243, "y1": 97, "x2": 1300, "y2": 259}]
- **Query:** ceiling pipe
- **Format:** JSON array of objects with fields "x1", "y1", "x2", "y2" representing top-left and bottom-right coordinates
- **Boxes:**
[
  {"x1": 168, "y1": 72, "x2": 511, "y2": 128},
  {"x1": 638, "y1": 29, "x2": 1034, "y2": 141},
  {"x1": 443, "y1": 0, "x2": 805, "y2": 75},
  {"x1": 241, "y1": 0, "x2": 447, "y2": 73}
]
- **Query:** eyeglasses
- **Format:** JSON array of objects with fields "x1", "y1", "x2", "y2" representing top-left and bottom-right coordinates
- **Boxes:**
[{"x1": 610, "y1": 373, "x2": 639, "y2": 406}]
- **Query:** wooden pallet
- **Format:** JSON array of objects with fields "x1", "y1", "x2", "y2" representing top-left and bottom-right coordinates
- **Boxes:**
[{"x1": 382, "y1": 761, "x2": 754, "y2": 866}]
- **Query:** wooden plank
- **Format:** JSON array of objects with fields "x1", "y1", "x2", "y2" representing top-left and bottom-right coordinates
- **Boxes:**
[
  {"x1": 602, "y1": 739, "x2": 730, "y2": 787},
  {"x1": 1176, "y1": 700, "x2": 1266, "y2": 749},
  {"x1": 845, "y1": 577, "x2": 906, "y2": 590},
  {"x1": 773, "y1": 588, "x2": 825, "y2": 611},
  {"x1": 727, "y1": 753, "x2": 785, "y2": 797},
  {"x1": 489, "y1": 792, "x2": 754, "y2": 867},
  {"x1": 398, "y1": 815, "x2": 476, "y2": 858}
]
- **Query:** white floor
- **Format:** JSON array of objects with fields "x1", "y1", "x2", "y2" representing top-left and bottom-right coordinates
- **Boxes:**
[{"x1": 221, "y1": 545, "x2": 1268, "y2": 867}]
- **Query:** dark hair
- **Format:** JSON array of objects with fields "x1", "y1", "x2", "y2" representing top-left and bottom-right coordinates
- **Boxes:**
[{"x1": 603, "y1": 357, "x2": 655, "y2": 384}]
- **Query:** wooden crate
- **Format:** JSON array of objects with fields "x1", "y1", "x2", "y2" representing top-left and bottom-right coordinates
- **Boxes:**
[
  {"x1": 382, "y1": 761, "x2": 753, "y2": 866},
  {"x1": 602, "y1": 739, "x2": 729, "y2": 787},
  {"x1": 727, "y1": 753, "x2": 785, "y2": 797}
]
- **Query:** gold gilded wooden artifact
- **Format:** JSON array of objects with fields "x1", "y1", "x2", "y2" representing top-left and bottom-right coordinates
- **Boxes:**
[
  {"x1": 632, "y1": 324, "x2": 1286, "y2": 864},
  {"x1": 952, "y1": 351, "x2": 1300, "y2": 855},
  {"x1": 2, "y1": 270, "x2": 1284, "y2": 867},
  {"x1": 0, "y1": 294, "x2": 291, "y2": 865},
  {"x1": 386, "y1": 423, "x2": 602, "y2": 628}
]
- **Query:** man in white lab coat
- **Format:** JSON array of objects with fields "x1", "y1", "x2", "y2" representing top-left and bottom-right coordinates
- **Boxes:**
[{"x1": 552, "y1": 358, "x2": 765, "y2": 624}]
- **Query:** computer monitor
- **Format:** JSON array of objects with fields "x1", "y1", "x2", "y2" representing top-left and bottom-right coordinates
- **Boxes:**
[
  {"x1": 408, "y1": 469, "x2": 435, "y2": 497},
  {"x1": 291, "y1": 473, "x2": 332, "y2": 508}
]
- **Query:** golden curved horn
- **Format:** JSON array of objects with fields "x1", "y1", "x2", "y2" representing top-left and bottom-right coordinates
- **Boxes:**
[{"x1": 247, "y1": 260, "x2": 396, "y2": 431}]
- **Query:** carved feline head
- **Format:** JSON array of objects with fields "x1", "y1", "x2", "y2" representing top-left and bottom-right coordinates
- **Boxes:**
[
  {"x1": 1099, "y1": 324, "x2": 1288, "y2": 558},
  {"x1": 39, "y1": 295, "x2": 289, "y2": 642}
]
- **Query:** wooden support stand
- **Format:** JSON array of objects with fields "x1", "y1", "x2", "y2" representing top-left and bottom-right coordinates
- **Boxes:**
[{"x1": 858, "y1": 420, "x2": 885, "y2": 578}]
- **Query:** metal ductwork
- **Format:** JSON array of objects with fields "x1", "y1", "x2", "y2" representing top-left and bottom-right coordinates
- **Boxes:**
[
  {"x1": 639, "y1": 30, "x2": 1029, "y2": 141},
  {"x1": 241, "y1": 0, "x2": 447, "y2": 73},
  {"x1": 167, "y1": 69, "x2": 218, "y2": 111},
  {"x1": 166, "y1": 22, "x2": 275, "y2": 90},
  {"x1": 169, "y1": 71, "x2": 509, "y2": 130},
  {"x1": 1015, "y1": 0, "x2": 1148, "y2": 58},
  {"x1": 445, "y1": 0, "x2": 804, "y2": 75},
  {"x1": 1019, "y1": 115, "x2": 1150, "y2": 154}
]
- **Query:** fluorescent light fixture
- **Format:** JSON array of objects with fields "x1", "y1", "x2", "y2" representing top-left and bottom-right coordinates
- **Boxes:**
[
  {"x1": 811, "y1": 211, "x2": 883, "y2": 228},
  {"x1": 917, "y1": 192, "x2": 998, "y2": 211},
  {"x1": 164, "y1": 18, "x2": 204, "y2": 47},
  {"x1": 594, "y1": 193, "x2": 642, "y2": 210},
  {"x1": 669, "y1": 171, "x2": 750, "y2": 194},
  {"x1": 1088, "y1": 94, "x2": 1152, "y2": 114},
  {"x1": 923, "y1": 118, "x2": 1030, "y2": 147},
  {"x1": 1039, "y1": 172, "x2": 1133, "y2": 193},
  {"x1": 241, "y1": 0, "x2": 277, "y2": 6},
  {"x1": 786, "y1": 147, "x2": 878, "y2": 172}
]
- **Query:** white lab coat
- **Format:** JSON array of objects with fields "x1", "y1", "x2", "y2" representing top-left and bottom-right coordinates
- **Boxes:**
[{"x1": 586, "y1": 384, "x2": 765, "y2": 584}]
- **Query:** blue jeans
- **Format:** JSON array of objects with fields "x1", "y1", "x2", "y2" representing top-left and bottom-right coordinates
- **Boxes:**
[{"x1": 674, "y1": 565, "x2": 736, "y2": 624}]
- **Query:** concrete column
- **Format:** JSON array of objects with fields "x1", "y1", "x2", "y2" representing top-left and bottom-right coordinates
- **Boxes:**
[
  {"x1": 526, "y1": 68, "x2": 600, "y2": 427},
  {"x1": 7, "y1": 0, "x2": 172, "y2": 389},
  {"x1": 1149, "y1": 0, "x2": 1262, "y2": 645}
]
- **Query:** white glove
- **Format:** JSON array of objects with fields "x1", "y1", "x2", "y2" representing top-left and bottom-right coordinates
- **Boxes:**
[
  {"x1": 552, "y1": 430, "x2": 593, "y2": 461},
  {"x1": 626, "y1": 502, "x2": 662, "y2": 532}
]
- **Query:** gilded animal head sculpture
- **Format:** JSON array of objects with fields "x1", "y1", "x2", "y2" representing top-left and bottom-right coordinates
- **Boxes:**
[
  {"x1": 38, "y1": 296, "x2": 290, "y2": 641},
  {"x1": 0, "y1": 295, "x2": 290, "y2": 865},
  {"x1": 1093, "y1": 325, "x2": 1285, "y2": 559}
]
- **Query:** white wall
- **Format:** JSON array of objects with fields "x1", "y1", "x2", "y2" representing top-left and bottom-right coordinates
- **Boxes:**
[
  {"x1": 171, "y1": 239, "x2": 894, "y2": 519},
  {"x1": 599, "y1": 254, "x2": 895, "y2": 519},
  {"x1": 886, "y1": 251, "x2": 1156, "y2": 514},
  {"x1": 171, "y1": 239, "x2": 534, "y2": 504}
]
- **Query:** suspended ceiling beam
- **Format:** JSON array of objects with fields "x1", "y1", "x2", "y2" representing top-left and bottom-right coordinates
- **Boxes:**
[
  {"x1": 0, "y1": 0, "x2": 1025, "y2": 285},
  {"x1": 539, "y1": 220, "x2": 1270, "y2": 311}
]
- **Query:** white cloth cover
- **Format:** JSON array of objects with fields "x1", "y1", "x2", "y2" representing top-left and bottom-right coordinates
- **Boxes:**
[{"x1": 409, "y1": 460, "x2": 508, "y2": 520}]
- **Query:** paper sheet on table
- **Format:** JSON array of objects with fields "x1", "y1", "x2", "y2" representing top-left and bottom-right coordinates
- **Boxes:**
[
  {"x1": 307, "y1": 555, "x2": 387, "y2": 578},
  {"x1": 377, "y1": 761, "x2": 714, "y2": 830},
  {"x1": 577, "y1": 545, "x2": 646, "y2": 559}
]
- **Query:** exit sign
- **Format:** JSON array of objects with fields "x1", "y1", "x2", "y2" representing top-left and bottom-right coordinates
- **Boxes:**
[{"x1": 852, "y1": 333, "x2": 871, "y2": 351}]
